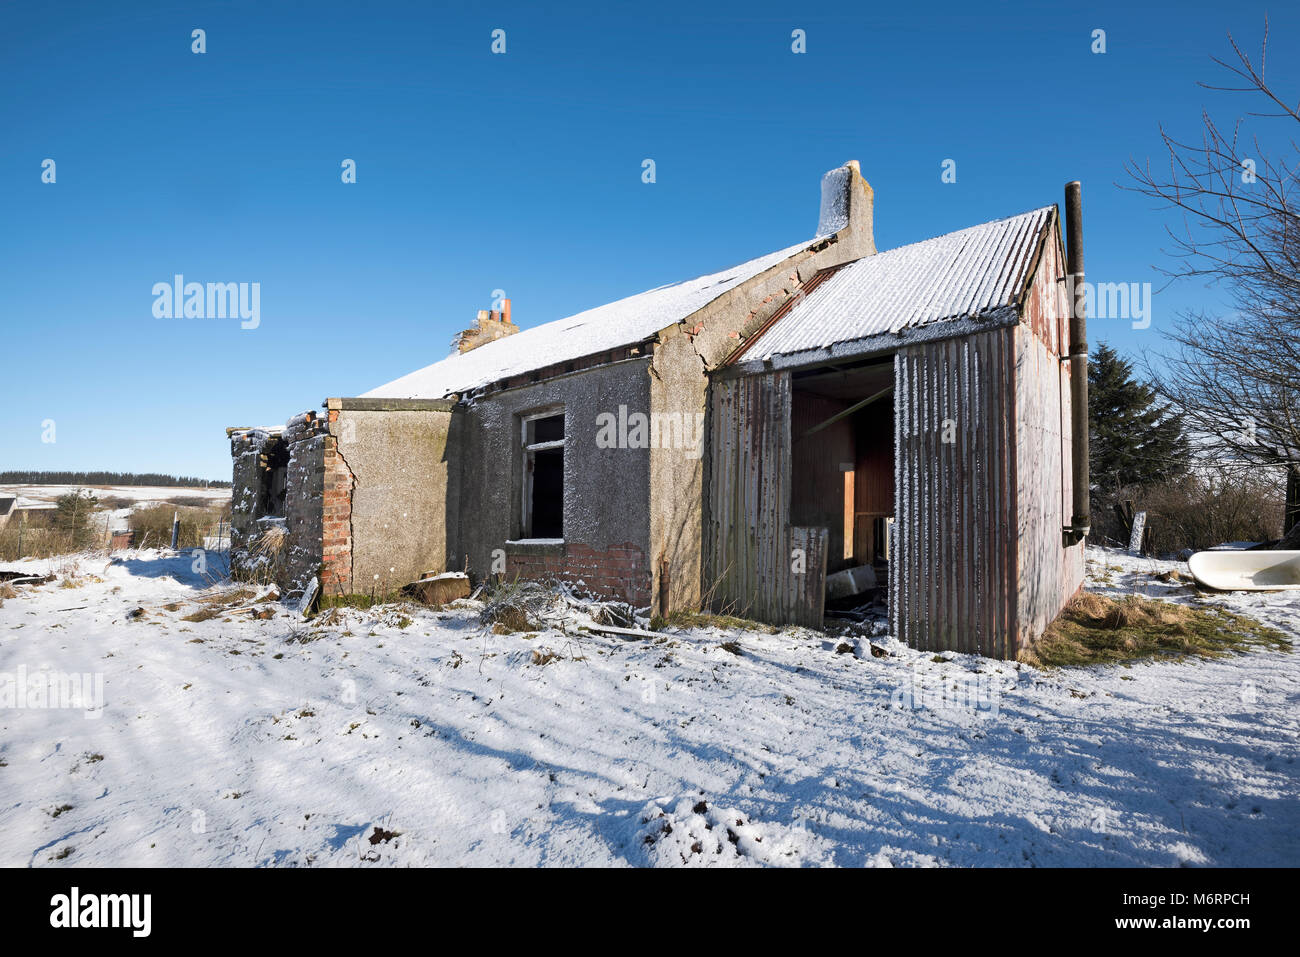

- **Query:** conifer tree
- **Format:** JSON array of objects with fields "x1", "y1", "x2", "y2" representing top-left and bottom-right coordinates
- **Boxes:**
[{"x1": 1089, "y1": 342, "x2": 1190, "y2": 495}]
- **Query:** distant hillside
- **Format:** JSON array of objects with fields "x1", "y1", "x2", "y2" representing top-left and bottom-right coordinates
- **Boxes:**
[{"x1": 0, "y1": 471, "x2": 230, "y2": 488}]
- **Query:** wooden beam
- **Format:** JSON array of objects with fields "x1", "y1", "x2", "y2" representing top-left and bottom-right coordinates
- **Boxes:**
[{"x1": 796, "y1": 385, "x2": 894, "y2": 442}]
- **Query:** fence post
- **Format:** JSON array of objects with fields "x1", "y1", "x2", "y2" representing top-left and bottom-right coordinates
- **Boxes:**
[{"x1": 170, "y1": 511, "x2": 179, "y2": 549}]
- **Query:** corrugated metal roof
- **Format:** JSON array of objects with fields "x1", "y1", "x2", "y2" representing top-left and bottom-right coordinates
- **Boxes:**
[{"x1": 744, "y1": 206, "x2": 1054, "y2": 362}]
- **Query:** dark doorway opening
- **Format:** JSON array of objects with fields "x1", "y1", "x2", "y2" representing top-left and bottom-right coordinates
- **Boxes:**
[{"x1": 789, "y1": 357, "x2": 895, "y2": 618}]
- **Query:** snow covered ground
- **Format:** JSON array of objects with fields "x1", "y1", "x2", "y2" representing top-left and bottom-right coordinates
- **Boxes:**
[
  {"x1": 0, "y1": 546, "x2": 1295, "y2": 867},
  {"x1": 0, "y1": 484, "x2": 230, "y2": 507}
]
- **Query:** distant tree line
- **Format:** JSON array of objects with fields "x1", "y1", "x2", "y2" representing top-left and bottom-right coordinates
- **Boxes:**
[{"x1": 0, "y1": 470, "x2": 230, "y2": 488}]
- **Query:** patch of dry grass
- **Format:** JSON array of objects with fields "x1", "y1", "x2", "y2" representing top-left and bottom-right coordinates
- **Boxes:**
[
  {"x1": 650, "y1": 610, "x2": 779, "y2": 634},
  {"x1": 1023, "y1": 591, "x2": 1290, "y2": 668},
  {"x1": 181, "y1": 587, "x2": 258, "y2": 621}
]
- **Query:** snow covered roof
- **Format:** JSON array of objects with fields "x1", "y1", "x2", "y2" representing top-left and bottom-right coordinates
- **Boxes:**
[
  {"x1": 363, "y1": 238, "x2": 813, "y2": 400},
  {"x1": 740, "y1": 206, "x2": 1055, "y2": 364}
]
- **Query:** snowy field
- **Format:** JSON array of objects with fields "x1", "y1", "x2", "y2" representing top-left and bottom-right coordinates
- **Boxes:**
[
  {"x1": 0, "y1": 484, "x2": 230, "y2": 508},
  {"x1": 0, "y1": 546, "x2": 1296, "y2": 867}
]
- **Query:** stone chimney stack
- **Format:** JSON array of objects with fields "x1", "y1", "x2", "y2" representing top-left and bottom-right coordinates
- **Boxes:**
[
  {"x1": 456, "y1": 298, "x2": 519, "y2": 354},
  {"x1": 816, "y1": 160, "x2": 875, "y2": 263}
]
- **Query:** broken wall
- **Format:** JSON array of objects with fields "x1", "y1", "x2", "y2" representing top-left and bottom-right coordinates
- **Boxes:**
[
  {"x1": 280, "y1": 412, "x2": 327, "y2": 599},
  {"x1": 229, "y1": 428, "x2": 283, "y2": 581},
  {"x1": 228, "y1": 413, "x2": 326, "y2": 599}
]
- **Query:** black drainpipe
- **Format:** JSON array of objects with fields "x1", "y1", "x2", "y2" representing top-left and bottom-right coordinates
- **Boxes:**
[{"x1": 1064, "y1": 181, "x2": 1090, "y2": 545}]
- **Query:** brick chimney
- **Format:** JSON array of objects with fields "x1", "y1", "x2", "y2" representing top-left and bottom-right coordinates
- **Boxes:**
[
  {"x1": 456, "y1": 298, "x2": 519, "y2": 353},
  {"x1": 816, "y1": 160, "x2": 875, "y2": 263}
]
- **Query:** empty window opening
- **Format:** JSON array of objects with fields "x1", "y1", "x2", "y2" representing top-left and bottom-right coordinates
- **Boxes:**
[
  {"x1": 522, "y1": 411, "x2": 564, "y2": 539},
  {"x1": 262, "y1": 440, "x2": 289, "y2": 517}
]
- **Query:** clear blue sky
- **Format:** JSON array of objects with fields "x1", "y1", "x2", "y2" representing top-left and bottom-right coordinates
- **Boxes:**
[{"x1": 1, "y1": 0, "x2": 1295, "y2": 479}]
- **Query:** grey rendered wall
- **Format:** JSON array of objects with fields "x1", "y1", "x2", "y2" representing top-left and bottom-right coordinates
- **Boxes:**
[{"x1": 455, "y1": 359, "x2": 652, "y2": 582}]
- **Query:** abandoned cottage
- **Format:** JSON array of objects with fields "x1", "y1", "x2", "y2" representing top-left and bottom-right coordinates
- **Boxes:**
[{"x1": 227, "y1": 162, "x2": 1091, "y2": 660}]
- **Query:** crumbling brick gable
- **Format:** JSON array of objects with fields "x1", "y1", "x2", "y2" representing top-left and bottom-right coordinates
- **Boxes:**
[{"x1": 321, "y1": 411, "x2": 355, "y2": 596}]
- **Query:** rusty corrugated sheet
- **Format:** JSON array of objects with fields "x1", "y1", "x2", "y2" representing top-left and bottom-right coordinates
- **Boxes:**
[
  {"x1": 747, "y1": 207, "x2": 1054, "y2": 363},
  {"x1": 706, "y1": 372, "x2": 827, "y2": 628},
  {"x1": 891, "y1": 326, "x2": 1019, "y2": 658}
]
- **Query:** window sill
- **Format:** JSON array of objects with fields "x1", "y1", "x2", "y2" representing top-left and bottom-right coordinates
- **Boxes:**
[{"x1": 505, "y1": 538, "x2": 566, "y2": 555}]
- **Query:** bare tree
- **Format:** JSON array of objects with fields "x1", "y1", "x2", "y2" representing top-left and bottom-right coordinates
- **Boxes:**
[{"x1": 1125, "y1": 18, "x2": 1300, "y2": 544}]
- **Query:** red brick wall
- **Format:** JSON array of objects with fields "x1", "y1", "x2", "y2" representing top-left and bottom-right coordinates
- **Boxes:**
[
  {"x1": 506, "y1": 542, "x2": 651, "y2": 608},
  {"x1": 321, "y1": 426, "x2": 355, "y2": 596}
]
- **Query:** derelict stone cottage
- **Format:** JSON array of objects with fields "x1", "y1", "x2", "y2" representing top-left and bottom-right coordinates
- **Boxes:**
[{"x1": 228, "y1": 162, "x2": 1090, "y2": 659}]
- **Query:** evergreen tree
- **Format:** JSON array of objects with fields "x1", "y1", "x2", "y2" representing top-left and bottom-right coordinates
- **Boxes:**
[
  {"x1": 1089, "y1": 343, "x2": 1190, "y2": 494},
  {"x1": 53, "y1": 489, "x2": 99, "y2": 549}
]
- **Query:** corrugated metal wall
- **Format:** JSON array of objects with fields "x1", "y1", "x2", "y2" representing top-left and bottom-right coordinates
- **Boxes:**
[
  {"x1": 891, "y1": 326, "x2": 1020, "y2": 658},
  {"x1": 1014, "y1": 323, "x2": 1082, "y2": 646},
  {"x1": 706, "y1": 372, "x2": 828, "y2": 628},
  {"x1": 1015, "y1": 230, "x2": 1086, "y2": 645}
]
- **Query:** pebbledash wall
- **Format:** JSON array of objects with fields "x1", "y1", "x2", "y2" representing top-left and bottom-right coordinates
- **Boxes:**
[{"x1": 453, "y1": 359, "x2": 655, "y2": 608}]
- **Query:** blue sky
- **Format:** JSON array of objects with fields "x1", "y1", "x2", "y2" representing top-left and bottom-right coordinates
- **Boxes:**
[{"x1": 1, "y1": 0, "x2": 1295, "y2": 479}]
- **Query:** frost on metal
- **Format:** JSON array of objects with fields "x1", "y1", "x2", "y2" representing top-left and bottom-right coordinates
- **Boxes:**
[
  {"x1": 759, "y1": 206, "x2": 1054, "y2": 362},
  {"x1": 816, "y1": 164, "x2": 851, "y2": 238}
]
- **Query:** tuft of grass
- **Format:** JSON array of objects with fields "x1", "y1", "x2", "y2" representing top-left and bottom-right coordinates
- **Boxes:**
[
  {"x1": 478, "y1": 578, "x2": 554, "y2": 633},
  {"x1": 182, "y1": 588, "x2": 258, "y2": 621},
  {"x1": 650, "y1": 610, "x2": 778, "y2": 634},
  {"x1": 1023, "y1": 591, "x2": 1291, "y2": 668},
  {"x1": 489, "y1": 604, "x2": 536, "y2": 633},
  {"x1": 317, "y1": 590, "x2": 407, "y2": 613},
  {"x1": 181, "y1": 606, "x2": 221, "y2": 622}
]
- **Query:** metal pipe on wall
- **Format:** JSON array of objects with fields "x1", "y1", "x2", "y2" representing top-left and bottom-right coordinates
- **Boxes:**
[{"x1": 1064, "y1": 181, "x2": 1090, "y2": 544}]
